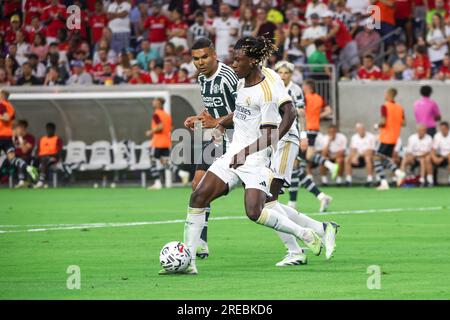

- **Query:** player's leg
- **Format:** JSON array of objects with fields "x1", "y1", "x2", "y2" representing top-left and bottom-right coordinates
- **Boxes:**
[
  {"x1": 5, "y1": 140, "x2": 38, "y2": 184},
  {"x1": 298, "y1": 159, "x2": 333, "y2": 212},
  {"x1": 417, "y1": 156, "x2": 426, "y2": 186},
  {"x1": 332, "y1": 153, "x2": 345, "y2": 185},
  {"x1": 148, "y1": 148, "x2": 163, "y2": 189},
  {"x1": 425, "y1": 154, "x2": 434, "y2": 186},
  {"x1": 287, "y1": 158, "x2": 300, "y2": 208},
  {"x1": 192, "y1": 168, "x2": 210, "y2": 259},
  {"x1": 364, "y1": 151, "x2": 374, "y2": 185},
  {"x1": 35, "y1": 156, "x2": 50, "y2": 188},
  {"x1": 345, "y1": 153, "x2": 354, "y2": 185}
]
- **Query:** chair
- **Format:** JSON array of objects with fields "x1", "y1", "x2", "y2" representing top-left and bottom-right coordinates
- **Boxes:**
[
  {"x1": 129, "y1": 141, "x2": 151, "y2": 188},
  {"x1": 80, "y1": 141, "x2": 111, "y2": 171},
  {"x1": 105, "y1": 140, "x2": 136, "y2": 172}
]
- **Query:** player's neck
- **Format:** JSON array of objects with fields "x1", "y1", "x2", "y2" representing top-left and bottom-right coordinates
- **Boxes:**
[
  {"x1": 204, "y1": 61, "x2": 219, "y2": 78},
  {"x1": 244, "y1": 70, "x2": 264, "y2": 87}
]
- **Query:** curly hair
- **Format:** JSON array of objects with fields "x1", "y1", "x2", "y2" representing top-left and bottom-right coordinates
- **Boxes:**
[{"x1": 234, "y1": 35, "x2": 278, "y2": 65}]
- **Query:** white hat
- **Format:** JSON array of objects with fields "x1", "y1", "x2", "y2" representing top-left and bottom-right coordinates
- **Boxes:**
[{"x1": 321, "y1": 10, "x2": 334, "y2": 18}]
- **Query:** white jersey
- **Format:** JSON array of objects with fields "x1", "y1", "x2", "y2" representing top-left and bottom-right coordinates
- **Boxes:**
[
  {"x1": 314, "y1": 132, "x2": 326, "y2": 152},
  {"x1": 322, "y1": 133, "x2": 348, "y2": 155},
  {"x1": 262, "y1": 67, "x2": 299, "y2": 145},
  {"x1": 231, "y1": 68, "x2": 292, "y2": 167},
  {"x1": 350, "y1": 132, "x2": 376, "y2": 155},
  {"x1": 433, "y1": 132, "x2": 450, "y2": 157},
  {"x1": 406, "y1": 133, "x2": 433, "y2": 156}
]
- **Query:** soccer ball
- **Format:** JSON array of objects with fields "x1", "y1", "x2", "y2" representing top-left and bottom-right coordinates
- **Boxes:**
[{"x1": 159, "y1": 241, "x2": 192, "y2": 272}]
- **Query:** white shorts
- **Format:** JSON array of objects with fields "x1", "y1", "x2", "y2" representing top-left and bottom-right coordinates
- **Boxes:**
[
  {"x1": 271, "y1": 139, "x2": 299, "y2": 187},
  {"x1": 208, "y1": 153, "x2": 273, "y2": 196}
]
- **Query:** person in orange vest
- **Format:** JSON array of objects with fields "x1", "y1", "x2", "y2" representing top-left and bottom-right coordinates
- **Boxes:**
[
  {"x1": 146, "y1": 97, "x2": 172, "y2": 189},
  {"x1": 0, "y1": 89, "x2": 38, "y2": 187},
  {"x1": 35, "y1": 122, "x2": 63, "y2": 189},
  {"x1": 374, "y1": 87, "x2": 407, "y2": 190},
  {"x1": 303, "y1": 79, "x2": 339, "y2": 183}
]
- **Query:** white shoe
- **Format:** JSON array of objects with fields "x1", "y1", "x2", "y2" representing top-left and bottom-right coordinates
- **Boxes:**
[
  {"x1": 148, "y1": 180, "x2": 162, "y2": 190},
  {"x1": 302, "y1": 229, "x2": 322, "y2": 256},
  {"x1": 34, "y1": 181, "x2": 45, "y2": 189},
  {"x1": 178, "y1": 170, "x2": 190, "y2": 186},
  {"x1": 319, "y1": 194, "x2": 333, "y2": 213},
  {"x1": 287, "y1": 201, "x2": 296, "y2": 209},
  {"x1": 275, "y1": 252, "x2": 307, "y2": 267},
  {"x1": 15, "y1": 180, "x2": 28, "y2": 189},
  {"x1": 322, "y1": 222, "x2": 340, "y2": 260},
  {"x1": 395, "y1": 169, "x2": 405, "y2": 187},
  {"x1": 376, "y1": 179, "x2": 390, "y2": 190},
  {"x1": 196, "y1": 240, "x2": 209, "y2": 259}
]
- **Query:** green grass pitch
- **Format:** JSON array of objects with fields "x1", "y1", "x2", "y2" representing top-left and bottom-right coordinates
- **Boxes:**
[{"x1": 0, "y1": 186, "x2": 449, "y2": 299}]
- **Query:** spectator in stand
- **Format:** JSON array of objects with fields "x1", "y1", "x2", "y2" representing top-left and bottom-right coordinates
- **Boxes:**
[
  {"x1": 179, "y1": 51, "x2": 197, "y2": 80},
  {"x1": 388, "y1": 41, "x2": 408, "y2": 79},
  {"x1": 372, "y1": 0, "x2": 397, "y2": 50},
  {"x1": 162, "y1": 57, "x2": 179, "y2": 84},
  {"x1": 5, "y1": 15, "x2": 23, "y2": 45},
  {"x1": 137, "y1": 40, "x2": 159, "y2": 71},
  {"x1": 401, "y1": 124, "x2": 434, "y2": 186},
  {"x1": 322, "y1": 10, "x2": 360, "y2": 77},
  {"x1": 41, "y1": 0, "x2": 67, "y2": 44},
  {"x1": 5, "y1": 54, "x2": 19, "y2": 85},
  {"x1": 114, "y1": 50, "x2": 131, "y2": 82},
  {"x1": 107, "y1": 0, "x2": 131, "y2": 54},
  {"x1": 402, "y1": 54, "x2": 416, "y2": 80},
  {"x1": 354, "y1": 22, "x2": 381, "y2": 55},
  {"x1": 308, "y1": 39, "x2": 332, "y2": 79},
  {"x1": 301, "y1": 13, "x2": 327, "y2": 59},
  {"x1": 426, "y1": 0, "x2": 447, "y2": 26},
  {"x1": 30, "y1": 32, "x2": 48, "y2": 63},
  {"x1": 95, "y1": 27, "x2": 113, "y2": 53},
  {"x1": 435, "y1": 52, "x2": 450, "y2": 79},
  {"x1": 66, "y1": 60, "x2": 93, "y2": 85},
  {"x1": 431, "y1": 121, "x2": 450, "y2": 184},
  {"x1": 43, "y1": 66, "x2": 66, "y2": 86},
  {"x1": 283, "y1": 22, "x2": 305, "y2": 65},
  {"x1": 128, "y1": 61, "x2": 152, "y2": 84},
  {"x1": 24, "y1": 0, "x2": 45, "y2": 26},
  {"x1": 12, "y1": 119, "x2": 36, "y2": 187},
  {"x1": 148, "y1": 60, "x2": 164, "y2": 84},
  {"x1": 380, "y1": 61, "x2": 394, "y2": 80},
  {"x1": 239, "y1": 6, "x2": 256, "y2": 38},
  {"x1": 345, "y1": 123, "x2": 376, "y2": 186},
  {"x1": 305, "y1": 0, "x2": 329, "y2": 21},
  {"x1": 253, "y1": 7, "x2": 279, "y2": 43},
  {"x1": 89, "y1": 0, "x2": 109, "y2": 46},
  {"x1": 7, "y1": 43, "x2": 23, "y2": 69},
  {"x1": 210, "y1": 4, "x2": 239, "y2": 62},
  {"x1": 142, "y1": 3, "x2": 170, "y2": 59},
  {"x1": 27, "y1": 53, "x2": 46, "y2": 80},
  {"x1": 25, "y1": 16, "x2": 45, "y2": 44},
  {"x1": 93, "y1": 39, "x2": 117, "y2": 65},
  {"x1": 426, "y1": 13, "x2": 449, "y2": 74},
  {"x1": 176, "y1": 68, "x2": 191, "y2": 84},
  {"x1": 320, "y1": 124, "x2": 347, "y2": 186},
  {"x1": 16, "y1": 30, "x2": 30, "y2": 64},
  {"x1": 414, "y1": 85, "x2": 442, "y2": 137},
  {"x1": 395, "y1": 0, "x2": 415, "y2": 49},
  {"x1": 0, "y1": 68, "x2": 11, "y2": 86},
  {"x1": 167, "y1": 8, "x2": 189, "y2": 50},
  {"x1": 16, "y1": 62, "x2": 42, "y2": 86},
  {"x1": 334, "y1": 0, "x2": 358, "y2": 36},
  {"x1": 188, "y1": 10, "x2": 210, "y2": 46},
  {"x1": 92, "y1": 49, "x2": 115, "y2": 82},
  {"x1": 34, "y1": 122, "x2": 63, "y2": 189},
  {"x1": 204, "y1": 5, "x2": 217, "y2": 29},
  {"x1": 413, "y1": 44, "x2": 432, "y2": 79},
  {"x1": 168, "y1": 0, "x2": 201, "y2": 25},
  {"x1": 357, "y1": 54, "x2": 382, "y2": 79}
]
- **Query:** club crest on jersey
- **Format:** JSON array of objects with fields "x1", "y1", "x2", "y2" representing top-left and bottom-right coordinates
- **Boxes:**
[
  {"x1": 245, "y1": 97, "x2": 251, "y2": 106},
  {"x1": 213, "y1": 84, "x2": 220, "y2": 94}
]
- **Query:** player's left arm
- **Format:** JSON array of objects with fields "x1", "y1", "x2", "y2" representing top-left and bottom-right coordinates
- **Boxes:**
[{"x1": 278, "y1": 101, "x2": 297, "y2": 139}]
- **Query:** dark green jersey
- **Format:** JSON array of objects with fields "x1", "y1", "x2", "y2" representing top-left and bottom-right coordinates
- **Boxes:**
[{"x1": 198, "y1": 62, "x2": 238, "y2": 119}]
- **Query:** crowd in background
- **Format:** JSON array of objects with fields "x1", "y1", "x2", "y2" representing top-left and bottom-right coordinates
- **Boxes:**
[{"x1": 0, "y1": 0, "x2": 450, "y2": 87}]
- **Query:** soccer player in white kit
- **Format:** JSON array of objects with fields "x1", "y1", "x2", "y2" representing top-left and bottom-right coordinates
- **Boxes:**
[{"x1": 162, "y1": 36, "x2": 323, "y2": 275}]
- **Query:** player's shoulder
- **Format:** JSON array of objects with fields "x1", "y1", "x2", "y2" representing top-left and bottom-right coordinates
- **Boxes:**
[{"x1": 218, "y1": 62, "x2": 239, "y2": 85}]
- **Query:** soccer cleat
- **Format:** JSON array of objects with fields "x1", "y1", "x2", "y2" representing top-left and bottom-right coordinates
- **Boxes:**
[
  {"x1": 275, "y1": 252, "x2": 308, "y2": 267},
  {"x1": 376, "y1": 179, "x2": 390, "y2": 190},
  {"x1": 287, "y1": 201, "x2": 297, "y2": 209},
  {"x1": 26, "y1": 165, "x2": 38, "y2": 182},
  {"x1": 148, "y1": 180, "x2": 162, "y2": 190},
  {"x1": 322, "y1": 222, "x2": 340, "y2": 260},
  {"x1": 395, "y1": 169, "x2": 406, "y2": 187},
  {"x1": 330, "y1": 163, "x2": 339, "y2": 180},
  {"x1": 196, "y1": 240, "x2": 209, "y2": 259},
  {"x1": 178, "y1": 170, "x2": 190, "y2": 186},
  {"x1": 34, "y1": 181, "x2": 45, "y2": 189},
  {"x1": 15, "y1": 180, "x2": 28, "y2": 189},
  {"x1": 158, "y1": 264, "x2": 198, "y2": 275},
  {"x1": 302, "y1": 229, "x2": 322, "y2": 256},
  {"x1": 319, "y1": 194, "x2": 333, "y2": 213}
]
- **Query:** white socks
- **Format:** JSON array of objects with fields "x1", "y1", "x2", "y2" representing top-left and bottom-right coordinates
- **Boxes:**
[
  {"x1": 426, "y1": 174, "x2": 434, "y2": 185},
  {"x1": 367, "y1": 175, "x2": 373, "y2": 182},
  {"x1": 346, "y1": 175, "x2": 352, "y2": 183},
  {"x1": 321, "y1": 175, "x2": 328, "y2": 184},
  {"x1": 277, "y1": 202, "x2": 325, "y2": 237},
  {"x1": 256, "y1": 202, "x2": 309, "y2": 241},
  {"x1": 324, "y1": 160, "x2": 335, "y2": 171},
  {"x1": 184, "y1": 207, "x2": 206, "y2": 265}
]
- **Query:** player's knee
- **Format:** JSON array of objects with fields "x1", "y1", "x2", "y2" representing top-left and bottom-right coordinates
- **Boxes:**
[
  {"x1": 189, "y1": 188, "x2": 209, "y2": 207},
  {"x1": 245, "y1": 203, "x2": 264, "y2": 222}
]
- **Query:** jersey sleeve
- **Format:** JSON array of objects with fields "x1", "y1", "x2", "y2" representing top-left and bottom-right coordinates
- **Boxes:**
[
  {"x1": 223, "y1": 79, "x2": 237, "y2": 113},
  {"x1": 293, "y1": 85, "x2": 305, "y2": 109},
  {"x1": 274, "y1": 78, "x2": 292, "y2": 108}
]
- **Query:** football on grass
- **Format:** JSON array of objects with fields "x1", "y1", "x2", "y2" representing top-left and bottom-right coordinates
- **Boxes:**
[{"x1": 160, "y1": 241, "x2": 192, "y2": 272}]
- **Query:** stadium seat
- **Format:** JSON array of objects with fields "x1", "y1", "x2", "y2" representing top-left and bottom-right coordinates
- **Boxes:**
[
  {"x1": 79, "y1": 141, "x2": 111, "y2": 172},
  {"x1": 129, "y1": 141, "x2": 151, "y2": 188},
  {"x1": 105, "y1": 140, "x2": 136, "y2": 171},
  {"x1": 63, "y1": 141, "x2": 87, "y2": 170}
]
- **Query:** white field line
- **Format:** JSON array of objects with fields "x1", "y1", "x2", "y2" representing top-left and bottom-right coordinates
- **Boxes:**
[{"x1": 0, "y1": 206, "x2": 446, "y2": 234}]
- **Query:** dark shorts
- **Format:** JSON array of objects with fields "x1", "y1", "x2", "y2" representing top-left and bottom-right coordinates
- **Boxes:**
[
  {"x1": 426, "y1": 127, "x2": 437, "y2": 137},
  {"x1": 0, "y1": 138, "x2": 15, "y2": 154},
  {"x1": 307, "y1": 131, "x2": 319, "y2": 147},
  {"x1": 151, "y1": 148, "x2": 170, "y2": 159},
  {"x1": 436, "y1": 157, "x2": 449, "y2": 168},
  {"x1": 195, "y1": 140, "x2": 227, "y2": 172},
  {"x1": 352, "y1": 156, "x2": 366, "y2": 168},
  {"x1": 377, "y1": 143, "x2": 395, "y2": 158}
]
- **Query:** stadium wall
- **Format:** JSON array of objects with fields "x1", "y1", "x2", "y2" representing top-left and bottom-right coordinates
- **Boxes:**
[{"x1": 338, "y1": 81, "x2": 450, "y2": 140}]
